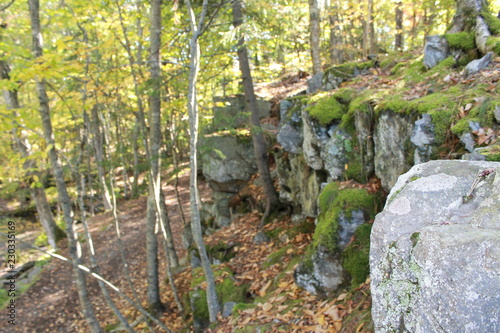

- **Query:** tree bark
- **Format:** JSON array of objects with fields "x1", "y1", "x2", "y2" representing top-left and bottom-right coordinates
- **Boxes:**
[
  {"x1": 329, "y1": 0, "x2": 342, "y2": 65},
  {"x1": 308, "y1": 0, "x2": 322, "y2": 74},
  {"x1": 185, "y1": 0, "x2": 220, "y2": 322},
  {"x1": 146, "y1": 0, "x2": 165, "y2": 316},
  {"x1": 395, "y1": 1, "x2": 404, "y2": 51},
  {"x1": 232, "y1": 0, "x2": 280, "y2": 228},
  {"x1": 447, "y1": 0, "x2": 494, "y2": 55},
  {"x1": 90, "y1": 104, "x2": 112, "y2": 211},
  {"x1": 28, "y1": 0, "x2": 101, "y2": 331}
]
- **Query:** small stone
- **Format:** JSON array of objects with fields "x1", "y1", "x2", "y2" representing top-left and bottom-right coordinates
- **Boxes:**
[
  {"x1": 222, "y1": 301, "x2": 237, "y2": 318},
  {"x1": 463, "y1": 52, "x2": 493, "y2": 77},
  {"x1": 460, "y1": 132, "x2": 476, "y2": 153},
  {"x1": 423, "y1": 35, "x2": 449, "y2": 69},
  {"x1": 253, "y1": 231, "x2": 270, "y2": 244},
  {"x1": 494, "y1": 106, "x2": 500, "y2": 123}
]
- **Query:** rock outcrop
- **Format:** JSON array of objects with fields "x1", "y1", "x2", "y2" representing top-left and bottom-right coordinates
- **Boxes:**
[
  {"x1": 370, "y1": 160, "x2": 500, "y2": 332},
  {"x1": 200, "y1": 133, "x2": 257, "y2": 227}
]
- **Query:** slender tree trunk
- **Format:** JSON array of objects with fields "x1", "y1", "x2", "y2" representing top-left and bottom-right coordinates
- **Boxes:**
[
  {"x1": 145, "y1": 194, "x2": 162, "y2": 313},
  {"x1": 395, "y1": 1, "x2": 404, "y2": 51},
  {"x1": 0, "y1": 60, "x2": 63, "y2": 250},
  {"x1": 184, "y1": 0, "x2": 220, "y2": 322},
  {"x1": 74, "y1": 135, "x2": 135, "y2": 333},
  {"x1": 146, "y1": 0, "x2": 163, "y2": 314},
  {"x1": 131, "y1": 122, "x2": 140, "y2": 198},
  {"x1": 90, "y1": 104, "x2": 112, "y2": 211},
  {"x1": 28, "y1": 1, "x2": 101, "y2": 331},
  {"x1": 232, "y1": 0, "x2": 280, "y2": 229},
  {"x1": 368, "y1": 0, "x2": 376, "y2": 54},
  {"x1": 308, "y1": 0, "x2": 322, "y2": 74},
  {"x1": 329, "y1": 0, "x2": 342, "y2": 65}
]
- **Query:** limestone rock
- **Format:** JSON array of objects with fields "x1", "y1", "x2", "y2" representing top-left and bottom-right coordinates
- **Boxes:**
[
  {"x1": 423, "y1": 35, "x2": 449, "y2": 69},
  {"x1": 370, "y1": 160, "x2": 500, "y2": 332},
  {"x1": 294, "y1": 249, "x2": 345, "y2": 298},
  {"x1": 494, "y1": 105, "x2": 500, "y2": 123},
  {"x1": 253, "y1": 231, "x2": 270, "y2": 244},
  {"x1": 321, "y1": 127, "x2": 351, "y2": 180},
  {"x1": 464, "y1": 52, "x2": 493, "y2": 77},
  {"x1": 277, "y1": 123, "x2": 303, "y2": 154},
  {"x1": 275, "y1": 151, "x2": 325, "y2": 217},
  {"x1": 302, "y1": 111, "x2": 326, "y2": 170},
  {"x1": 410, "y1": 114, "x2": 435, "y2": 164},
  {"x1": 354, "y1": 110, "x2": 375, "y2": 178},
  {"x1": 374, "y1": 110, "x2": 414, "y2": 191},
  {"x1": 201, "y1": 135, "x2": 257, "y2": 192}
]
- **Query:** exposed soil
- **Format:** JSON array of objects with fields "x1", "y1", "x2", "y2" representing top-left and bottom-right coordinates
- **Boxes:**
[{"x1": 0, "y1": 169, "x2": 209, "y2": 332}]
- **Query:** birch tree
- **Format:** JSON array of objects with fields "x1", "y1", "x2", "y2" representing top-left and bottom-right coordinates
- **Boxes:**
[
  {"x1": 28, "y1": 0, "x2": 101, "y2": 331},
  {"x1": 184, "y1": 0, "x2": 220, "y2": 322}
]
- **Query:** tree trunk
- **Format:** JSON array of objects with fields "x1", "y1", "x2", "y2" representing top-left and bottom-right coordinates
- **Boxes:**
[
  {"x1": 395, "y1": 1, "x2": 404, "y2": 51},
  {"x1": 447, "y1": 0, "x2": 493, "y2": 55},
  {"x1": 329, "y1": 0, "x2": 342, "y2": 65},
  {"x1": 0, "y1": 60, "x2": 63, "y2": 250},
  {"x1": 145, "y1": 194, "x2": 162, "y2": 314},
  {"x1": 90, "y1": 104, "x2": 112, "y2": 211},
  {"x1": 308, "y1": 0, "x2": 322, "y2": 74},
  {"x1": 232, "y1": 0, "x2": 280, "y2": 229},
  {"x1": 28, "y1": 1, "x2": 101, "y2": 331},
  {"x1": 368, "y1": 0, "x2": 376, "y2": 54},
  {"x1": 185, "y1": 0, "x2": 220, "y2": 322}
]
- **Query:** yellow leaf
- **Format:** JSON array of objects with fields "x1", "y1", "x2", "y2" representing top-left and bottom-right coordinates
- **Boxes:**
[
  {"x1": 317, "y1": 314, "x2": 325, "y2": 325},
  {"x1": 259, "y1": 280, "x2": 272, "y2": 297},
  {"x1": 262, "y1": 303, "x2": 273, "y2": 312}
]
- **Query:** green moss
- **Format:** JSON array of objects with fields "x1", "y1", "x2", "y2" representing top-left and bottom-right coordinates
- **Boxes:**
[
  {"x1": 285, "y1": 219, "x2": 315, "y2": 239},
  {"x1": 410, "y1": 232, "x2": 420, "y2": 247},
  {"x1": 486, "y1": 36, "x2": 500, "y2": 55},
  {"x1": 342, "y1": 223, "x2": 372, "y2": 288},
  {"x1": 313, "y1": 183, "x2": 376, "y2": 254},
  {"x1": 190, "y1": 266, "x2": 250, "y2": 323},
  {"x1": 324, "y1": 60, "x2": 375, "y2": 79},
  {"x1": 206, "y1": 241, "x2": 237, "y2": 263},
  {"x1": 451, "y1": 118, "x2": 479, "y2": 136},
  {"x1": 262, "y1": 244, "x2": 293, "y2": 269},
  {"x1": 263, "y1": 226, "x2": 285, "y2": 241},
  {"x1": 334, "y1": 88, "x2": 357, "y2": 103},
  {"x1": 445, "y1": 32, "x2": 476, "y2": 51},
  {"x1": 476, "y1": 144, "x2": 500, "y2": 161},
  {"x1": 482, "y1": 9, "x2": 500, "y2": 35},
  {"x1": 306, "y1": 93, "x2": 348, "y2": 126}
]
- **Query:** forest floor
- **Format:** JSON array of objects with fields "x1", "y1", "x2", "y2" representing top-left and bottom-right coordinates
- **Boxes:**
[
  {"x1": 0, "y1": 168, "x2": 204, "y2": 332},
  {"x1": 0, "y1": 164, "x2": 372, "y2": 333}
]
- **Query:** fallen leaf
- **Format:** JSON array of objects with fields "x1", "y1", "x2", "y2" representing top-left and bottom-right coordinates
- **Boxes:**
[
  {"x1": 262, "y1": 302, "x2": 273, "y2": 312},
  {"x1": 259, "y1": 280, "x2": 272, "y2": 297}
]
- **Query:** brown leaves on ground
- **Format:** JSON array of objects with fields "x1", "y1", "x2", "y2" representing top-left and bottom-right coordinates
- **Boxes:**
[{"x1": 203, "y1": 213, "x2": 373, "y2": 333}]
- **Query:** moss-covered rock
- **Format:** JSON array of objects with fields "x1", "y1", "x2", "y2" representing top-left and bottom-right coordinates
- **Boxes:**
[
  {"x1": 342, "y1": 223, "x2": 372, "y2": 287},
  {"x1": 306, "y1": 93, "x2": 348, "y2": 126},
  {"x1": 445, "y1": 32, "x2": 476, "y2": 51},
  {"x1": 313, "y1": 183, "x2": 376, "y2": 253},
  {"x1": 190, "y1": 266, "x2": 250, "y2": 329},
  {"x1": 294, "y1": 183, "x2": 379, "y2": 296}
]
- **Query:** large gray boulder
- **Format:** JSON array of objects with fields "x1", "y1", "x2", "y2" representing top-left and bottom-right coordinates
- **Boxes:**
[
  {"x1": 370, "y1": 160, "x2": 500, "y2": 332},
  {"x1": 201, "y1": 135, "x2": 257, "y2": 193}
]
